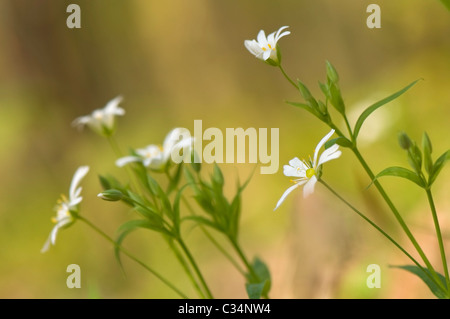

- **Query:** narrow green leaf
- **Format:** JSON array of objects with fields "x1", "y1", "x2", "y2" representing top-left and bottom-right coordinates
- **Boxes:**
[
  {"x1": 326, "y1": 60, "x2": 339, "y2": 84},
  {"x1": 328, "y1": 81, "x2": 346, "y2": 116},
  {"x1": 422, "y1": 132, "x2": 433, "y2": 175},
  {"x1": 166, "y1": 163, "x2": 183, "y2": 195},
  {"x1": 429, "y1": 150, "x2": 450, "y2": 186},
  {"x1": 182, "y1": 215, "x2": 222, "y2": 232},
  {"x1": 228, "y1": 192, "x2": 241, "y2": 240},
  {"x1": 318, "y1": 81, "x2": 329, "y2": 98},
  {"x1": 297, "y1": 80, "x2": 318, "y2": 109},
  {"x1": 407, "y1": 144, "x2": 422, "y2": 174},
  {"x1": 374, "y1": 166, "x2": 425, "y2": 188},
  {"x1": 98, "y1": 175, "x2": 111, "y2": 190},
  {"x1": 212, "y1": 163, "x2": 224, "y2": 188},
  {"x1": 353, "y1": 80, "x2": 420, "y2": 140},
  {"x1": 325, "y1": 136, "x2": 353, "y2": 149},
  {"x1": 114, "y1": 219, "x2": 173, "y2": 272},
  {"x1": 440, "y1": 0, "x2": 450, "y2": 10},
  {"x1": 391, "y1": 265, "x2": 448, "y2": 299},
  {"x1": 286, "y1": 101, "x2": 322, "y2": 119}
]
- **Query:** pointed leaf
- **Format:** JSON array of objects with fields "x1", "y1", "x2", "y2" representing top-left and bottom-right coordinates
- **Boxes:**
[
  {"x1": 391, "y1": 265, "x2": 448, "y2": 299},
  {"x1": 326, "y1": 60, "x2": 339, "y2": 84},
  {"x1": 325, "y1": 136, "x2": 353, "y2": 149},
  {"x1": 422, "y1": 132, "x2": 433, "y2": 175},
  {"x1": 114, "y1": 219, "x2": 173, "y2": 272},
  {"x1": 286, "y1": 101, "x2": 322, "y2": 119},
  {"x1": 328, "y1": 81, "x2": 346, "y2": 116},
  {"x1": 354, "y1": 80, "x2": 420, "y2": 139},
  {"x1": 297, "y1": 80, "x2": 318, "y2": 109},
  {"x1": 166, "y1": 163, "x2": 183, "y2": 195},
  {"x1": 429, "y1": 150, "x2": 450, "y2": 186},
  {"x1": 374, "y1": 166, "x2": 425, "y2": 188},
  {"x1": 182, "y1": 216, "x2": 222, "y2": 232}
]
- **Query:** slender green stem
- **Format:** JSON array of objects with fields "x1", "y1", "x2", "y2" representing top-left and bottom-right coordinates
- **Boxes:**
[
  {"x1": 177, "y1": 238, "x2": 214, "y2": 299},
  {"x1": 279, "y1": 65, "x2": 298, "y2": 90},
  {"x1": 181, "y1": 195, "x2": 246, "y2": 276},
  {"x1": 319, "y1": 181, "x2": 422, "y2": 268},
  {"x1": 228, "y1": 237, "x2": 270, "y2": 299},
  {"x1": 319, "y1": 179, "x2": 448, "y2": 294},
  {"x1": 167, "y1": 239, "x2": 206, "y2": 299},
  {"x1": 425, "y1": 188, "x2": 450, "y2": 291},
  {"x1": 77, "y1": 215, "x2": 189, "y2": 299},
  {"x1": 343, "y1": 114, "x2": 353, "y2": 139},
  {"x1": 351, "y1": 147, "x2": 446, "y2": 291}
]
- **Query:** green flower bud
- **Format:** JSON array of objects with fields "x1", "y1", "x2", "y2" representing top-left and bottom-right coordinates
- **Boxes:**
[
  {"x1": 97, "y1": 189, "x2": 123, "y2": 201},
  {"x1": 398, "y1": 132, "x2": 412, "y2": 150}
]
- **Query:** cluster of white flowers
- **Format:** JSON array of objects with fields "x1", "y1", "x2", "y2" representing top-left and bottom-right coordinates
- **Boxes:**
[{"x1": 43, "y1": 27, "x2": 341, "y2": 253}]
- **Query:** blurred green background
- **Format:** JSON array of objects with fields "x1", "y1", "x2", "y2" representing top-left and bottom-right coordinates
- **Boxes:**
[{"x1": 0, "y1": 0, "x2": 449, "y2": 299}]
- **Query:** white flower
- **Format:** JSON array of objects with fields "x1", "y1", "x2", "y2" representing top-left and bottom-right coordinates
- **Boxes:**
[
  {"x1": 244, "y1": 26, "x2": 290, "y2": 65},
  {"x1": 116, "y1": 128, "x2": 194, "y2": 170},
  {"x1": 41, "y1": 166, "x2": 89, "y2": 253},
  {"x1": 274, "y1": 129, "x2": 341, "y2": 211},
  {"x1": 72, "y1": 96, "x2": 125, "y2": 136}
]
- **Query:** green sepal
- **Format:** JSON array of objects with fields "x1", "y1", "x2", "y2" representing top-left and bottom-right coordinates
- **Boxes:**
[{"x1": 429, "y1": 150, "x2": 450, "y2": 186}]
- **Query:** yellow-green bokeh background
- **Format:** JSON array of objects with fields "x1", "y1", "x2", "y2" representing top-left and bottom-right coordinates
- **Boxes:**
[{"x1": 0, "y1": 0, "x2": 449, "y2": 298}]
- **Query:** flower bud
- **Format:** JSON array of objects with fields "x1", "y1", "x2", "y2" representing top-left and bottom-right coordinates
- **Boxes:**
[
  {"x1": 398, "y1": 132, "x2": 412, "y2": 150},
  {"x1": 97, "y1": 189, "x2": 123, "y2": 201}
]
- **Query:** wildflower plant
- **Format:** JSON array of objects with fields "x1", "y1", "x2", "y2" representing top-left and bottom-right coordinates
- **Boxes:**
[
  {"x1": 42, "y1": 97, "x2": 271, "y2": 299},
  {"x1": 246, "y1": 26, "x2": 450, "y2": 298},
  {"x1": 41, "y1": 22, "x2": 450, "y2": 299}
]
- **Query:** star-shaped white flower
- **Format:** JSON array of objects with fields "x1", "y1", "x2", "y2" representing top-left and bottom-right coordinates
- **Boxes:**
[
  {"x1": 116, "y1": 128, "x2": 194, "y2": 170},
  {"x1": 72, "y1": 96, "x2": 125, "y2": 136},
  {"x1": 244, "y1": 26, "x2": 290, "y2": 65},
  {"x1": 274, "y1": 129, "x2": 341, "y2": 211},
  {"x1": 41, "y1": 166, "x2": 90, "y2": 253}
]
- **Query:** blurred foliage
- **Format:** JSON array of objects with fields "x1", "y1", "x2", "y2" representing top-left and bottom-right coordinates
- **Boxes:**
[{"x1": 0, "y1": 0, "x2": 449, "y2": 298}]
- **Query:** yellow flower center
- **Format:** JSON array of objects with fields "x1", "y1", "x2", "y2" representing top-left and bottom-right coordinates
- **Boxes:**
[{"x1": 306, "y1": 168, "x2": 315, "y2": 179}]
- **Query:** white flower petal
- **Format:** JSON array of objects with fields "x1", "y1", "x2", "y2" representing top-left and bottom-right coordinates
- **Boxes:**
[
  {"x1": 303, "y1": 175, "x2": 317, "y2": 198},
  {"x1": 41, "y1": 234, "x2": 52, "y2": 253},
  {"x1": 274, "y1": 183, "x2": 301, "y2": 211},
  {"x1": 288, "y1": 157, "x2": 303, "y2": 168},
  {"x1": 275, "y1": 26, "x2": 290, "y2": 42},
  {"x1": 283, "y1": 165, "x2": 301, "y2": 177},
  {"x1": 116, "y1": 155, "x2": 141, "y2": 167},
  {"x1": 313, "y1": 129, "x2": 335, "y2": 167},
  {"x1": 262, "y1": 50, "x2": 271, "y2": 61},
  {"x1": 317, "y1": 144, "x2": 341, "y2": 167},
  {"x1": 104, "y1": 96, "x2": 124, "y2": 115},
  {"x1": 244, "y1": 40, "x2": 263, "y2": 57},
  {"x1": 69, "y1": 166, "x2": 89, "y2": 201},
  {"x1": 257, "y1": 30, "x2": 267, "y2": 46}
]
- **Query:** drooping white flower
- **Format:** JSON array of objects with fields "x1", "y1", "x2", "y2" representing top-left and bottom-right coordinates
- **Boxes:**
[
  {"x1": 274, "y1": 129, "x2": 341, "y2": 211},
  {"x1": 41, "y1": 166, "x2": 89, "y2": 253},
  {"x1": 72, "y1": 96, "x2": 125, "y2": 136},
  {"x1": 244, "y1": 26, "x2": 290, "y2": 66},
  {"x1": 116, "y1": 128, "x2": 194, "y2": 170}
]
